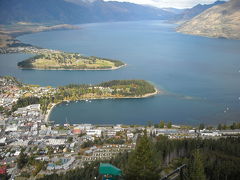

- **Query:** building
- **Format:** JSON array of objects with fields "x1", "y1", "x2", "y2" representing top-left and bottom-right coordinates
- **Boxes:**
[
  {"x1": 200, "y1": 131, "x2": 221, "y2": 137},
  {"x1": 86, "y1": 129, "x2": 102, "y2": 137},
  {"x1": 0, "y1": 166, "x2": 7, "y2": 175}
]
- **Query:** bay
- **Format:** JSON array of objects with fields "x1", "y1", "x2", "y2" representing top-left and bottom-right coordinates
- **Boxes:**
[{"x1": 1, "y1": 20, "x2": 240, "y2": 125}]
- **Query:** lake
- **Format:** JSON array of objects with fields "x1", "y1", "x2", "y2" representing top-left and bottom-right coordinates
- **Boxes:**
[{"x1": 1, "y1": 20, "x2": 240, "y2": 125}]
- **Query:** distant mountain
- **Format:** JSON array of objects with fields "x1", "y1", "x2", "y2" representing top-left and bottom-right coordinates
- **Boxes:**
[
  {"x1": 175, "y1": 1, "x2": 226, "y2": 21},
  {"x1": 177, "y1": 0, "x2": 240, "y2": 39},
  {"x1": 162, "y1": 8, "x2": 186, "y2": 15},
  {"x1": 0, "y1": 0, "x2": 174, "y2": 24}
]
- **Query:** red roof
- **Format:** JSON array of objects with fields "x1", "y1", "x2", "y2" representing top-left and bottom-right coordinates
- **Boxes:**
[
  {"x1": 0, "y1": 166, "x2": 7, "y2": 175},
  {"x1": 73, "y1": 129, "x2": 81, "y2": 134}
]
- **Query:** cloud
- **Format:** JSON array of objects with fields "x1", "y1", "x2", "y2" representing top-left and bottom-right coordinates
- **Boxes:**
[{"x1": 104, "y1": 0, "x2": 228, "y2": 9}]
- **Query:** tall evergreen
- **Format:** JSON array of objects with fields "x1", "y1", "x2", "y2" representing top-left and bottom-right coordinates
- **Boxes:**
[
  {"x1": 188, "y1": 149, "x2": 206, "y2": 180},
  {"x1": 125, "y1": 130, "x2": 160, "y2": 180},
  {"x1": 17, "y1": 150, "x2": 28, "y2": 169}
]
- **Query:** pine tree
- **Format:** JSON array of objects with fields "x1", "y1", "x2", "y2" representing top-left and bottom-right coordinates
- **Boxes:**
[
  {"x1": 17, "y1": 150, "x2": 28, "y2": 169},
  {"x1": 188, "y1": 149, "x2": 206, "y2": 180},
  {"x1": 167, "y1": 121, "x2": 172, "y2": 129},
  {"x1": 199, "y1": 123, "x2": 205, "y2": 130},
  {"x1": 126, "y1": 130, "x2": 160, "y2": 180},
  {"x1": 159, "y1": 120, "x2": 164, "y2": 128},
  {"x1": 217, "y1": 123, "x2": 222, "y2": 130}
]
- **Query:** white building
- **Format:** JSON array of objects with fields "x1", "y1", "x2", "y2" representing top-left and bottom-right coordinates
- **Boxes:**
[
  {"x1": 5, "y1": 125, "x2": 18, "y2": 132},
  {"x1": 127, "y1": 132, "x2": 134, "y2": 139},
  {"x1": 105, "y1": 130, "x2": 117, "y2": 137},
  {"x1": 86, "y1": 129, "x2": 102, "y2": 137},
  {"x1": 200, "y1": 131, "x2": 221, "y2": 137},
  {"x1": 46, "y1": 139, "x2": 66, "y2": 146}
]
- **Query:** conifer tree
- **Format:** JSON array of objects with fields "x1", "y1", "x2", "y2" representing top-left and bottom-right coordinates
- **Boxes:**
[
  {"x1": 159, "y1": 120, "x2": 164, "y2": 128},
  {"x1": 126, "y1": 130, "x2": 160, "y2": 180},
  {"x1": 17, "y1": 150, "x2": 28, "y2": 169},
  {"x1": 188, "y1": 149, "x2": 206, "y2": 180}
]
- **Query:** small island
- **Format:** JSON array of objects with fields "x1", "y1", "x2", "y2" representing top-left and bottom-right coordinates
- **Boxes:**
[{"x1": 17, "y1": 52, "x2": 125, "y2": 70}]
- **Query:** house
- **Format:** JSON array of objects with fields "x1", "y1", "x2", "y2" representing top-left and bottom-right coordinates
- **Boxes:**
[
  {"x1": 86, "y1": 129, "x2": 102, "y2": 137},
  {"x1": 72, "y1": 127, "x2": 82, "y2": 135},
  {"x1": 0, "y1": 166, "x2": 7, "y2": 175}
]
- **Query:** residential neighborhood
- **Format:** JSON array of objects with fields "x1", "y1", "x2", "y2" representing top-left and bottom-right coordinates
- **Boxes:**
[{"x1": 0, "y1": 76, "x2": 239, "y2": 179}]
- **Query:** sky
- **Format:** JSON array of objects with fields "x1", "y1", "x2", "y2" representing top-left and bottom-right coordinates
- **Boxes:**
[{"x1": 104, "y1": 0, "x2": 228, "y2": 9}]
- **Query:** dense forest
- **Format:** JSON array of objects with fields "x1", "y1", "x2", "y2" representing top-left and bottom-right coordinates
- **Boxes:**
[
  {"x1": 54, "y1": 80, "x2": 156, "y2": 102},
  {"x1": 11, "y1": 96, "x2": 53, "y2": 114},
  {"x1": 37, "y1": 134, "x2": 240, "y2": 180}
]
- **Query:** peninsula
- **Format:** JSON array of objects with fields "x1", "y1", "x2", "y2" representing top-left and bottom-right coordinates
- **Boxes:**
[
  {"x1": 0, "y1": 77, "x2": 158, "y2": 116},
  {"x1": 56, "y1": 79, "x2": 158, "y2": 101},
  {"x1": 17, "y1": 52, "x2": 125, "y2": 70}
]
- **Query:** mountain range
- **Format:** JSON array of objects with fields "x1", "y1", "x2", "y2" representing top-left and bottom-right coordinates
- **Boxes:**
[
  {"x1": 177, "y1": 0, "x2": 240, "y2": 39},
  {"x1": 0, "y1": 0, "x2": 239, "y2": 40},
  {"x1": 0, "y1": 0, "x2": 173, "y2": 24}
]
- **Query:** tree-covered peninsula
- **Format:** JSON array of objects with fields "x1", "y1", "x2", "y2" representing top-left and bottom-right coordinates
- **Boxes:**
[
  {"x1": 2, "y1": 78, "x2": 158, "y2": 115},
  {"x1": 17, "y1": 52, "x2": 125, "y2": 70},
  {"x1": 56, "y1": 80, "x2": 157, "y2": 101}
]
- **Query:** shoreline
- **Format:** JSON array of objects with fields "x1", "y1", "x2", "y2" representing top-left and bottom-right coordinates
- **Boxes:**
[
  {"x1": 0, "y1": 24, "x2": 80, "y2": 48},
  {"x1": 18, "y1": 64, "x2": 127, "y2": 71},
  {"x1": 1, "y1": 24, "x2": 127, "y2": 71},
  {"x1": 45, "y1": 103, "x2": 57, "y2": 122},
  {"x1": 45, "y1": 88, "x2": 159, "y2": 122}
]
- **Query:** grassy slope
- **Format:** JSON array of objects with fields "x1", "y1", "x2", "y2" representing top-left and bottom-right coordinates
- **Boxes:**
[{"x1": 18, "y1": 53, "x2": 125, "y2": 70}]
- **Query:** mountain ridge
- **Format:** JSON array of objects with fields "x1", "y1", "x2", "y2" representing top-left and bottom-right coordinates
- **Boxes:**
[
  {"x1": 0, "y1": 0, "x2": 173, "y2": 24},
  {"x1": 174, "y1": 0, "x2": 226, "y2": 22}
]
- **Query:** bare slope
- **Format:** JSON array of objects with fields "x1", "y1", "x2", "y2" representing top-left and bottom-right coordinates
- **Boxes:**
[{"x1": 177, "y1": 0, "x2": 240, "y2": 40}]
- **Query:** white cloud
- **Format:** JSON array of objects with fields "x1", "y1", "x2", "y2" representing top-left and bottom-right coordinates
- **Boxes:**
[{"x1": 104, "y1": 0, "x2": 228, "y2": 9}]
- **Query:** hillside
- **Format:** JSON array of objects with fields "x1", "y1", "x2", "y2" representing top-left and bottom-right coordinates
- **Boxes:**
[
  {"x1": 175, "y1": 1, "x2": 225, "y2": 21},
  {"x1": 177, "y1": 0, "x2": 240, "y2": 39},
  {"x1": 0, "y1": 0, "x2": 173, "y2": 24}
]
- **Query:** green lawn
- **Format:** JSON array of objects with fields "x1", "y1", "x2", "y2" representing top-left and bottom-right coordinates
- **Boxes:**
[{"x1": 18, "y1": 53, "x2": 124, "y2": 70}]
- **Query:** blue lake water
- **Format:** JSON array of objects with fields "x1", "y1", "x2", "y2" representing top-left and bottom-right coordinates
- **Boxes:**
[{"x1": 1, "y1": 21, "x2": 240, "y2": 125}]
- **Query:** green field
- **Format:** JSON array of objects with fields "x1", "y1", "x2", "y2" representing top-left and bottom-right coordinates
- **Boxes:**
[{"x1": 17, "y1": 52, "x2": 125, "y2": 70}]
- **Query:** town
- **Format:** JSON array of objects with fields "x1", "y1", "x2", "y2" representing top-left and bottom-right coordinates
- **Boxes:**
[
  {"x1": 0, "y1": 76, "x2": 239, "y2": 179},
  {"x1": 0, "y1": 46, "x2": 62, "y2": 55}
]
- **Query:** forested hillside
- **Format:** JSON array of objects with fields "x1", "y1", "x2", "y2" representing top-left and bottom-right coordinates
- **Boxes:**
[{"x1": 37, "y1": 133, "x2": 240, "y2": 180}]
